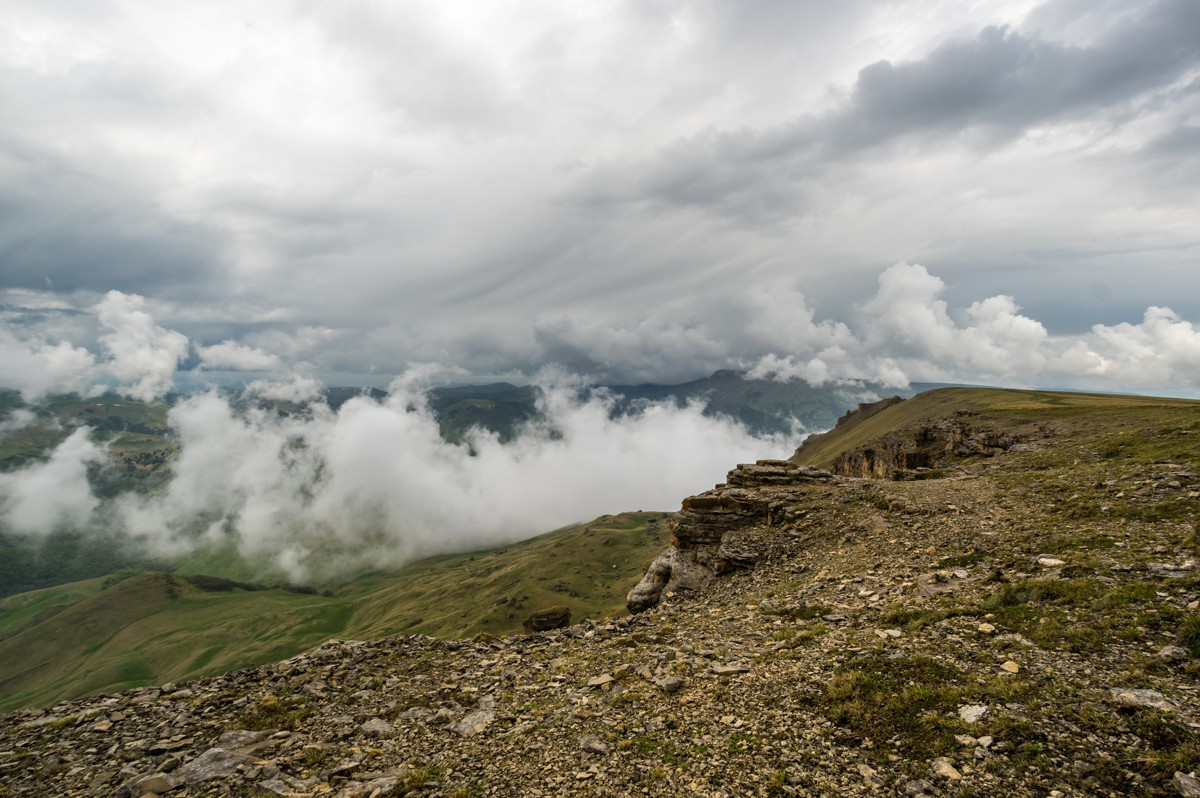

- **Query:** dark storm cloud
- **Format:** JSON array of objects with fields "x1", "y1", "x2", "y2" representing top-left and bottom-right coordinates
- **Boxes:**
[
  {"x1": 579, "y1": 0, "x2": 1200, "y2": 216},
  {"x1": 828, "y1": 0, "x2": 1200, "y2": 148},
  {"x1": 0, "y1": 142, "x2": 225, "y2": 299}
]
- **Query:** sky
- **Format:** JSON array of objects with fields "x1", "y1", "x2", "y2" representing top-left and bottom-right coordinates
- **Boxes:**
[
  {"x1": 0, "y1": 0, "x2": 1197, "y2": 397},
  {"x1": 0, "y1": 0, "x2": 1199, "y2": 578}
]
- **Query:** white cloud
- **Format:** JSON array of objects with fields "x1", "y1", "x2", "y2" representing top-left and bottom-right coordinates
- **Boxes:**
[
  {"x1": 242, "y1": 375, "x2": 324, "y2": 403},
  {"x1": 0, "y1": 428, "x2": 106, "y2": 535},
  {"x1": 0, "y1": 330, "x2": 98, "y2": 401},
  {"x1": 0, "y1": 408, "x2": 38, "y2": 436},
  {"x1": 108, "y1": 379, "x2": 799, "y2": 580},
  {"x1": 94, "y1": 291, "x2": 189, "y2": 401},
  {"x1": 1058, "y1": 306, "x2": 1200, "y2": 386},
  {"x1": 858, "y1": 262, "x2": 1048, "y2": 380},
  {"x1": 747, "y1": 262, "x2": 1053, "y2": 388},
  {"x1": 196, "y1": 340, "x2": 283, "y2": 372}
]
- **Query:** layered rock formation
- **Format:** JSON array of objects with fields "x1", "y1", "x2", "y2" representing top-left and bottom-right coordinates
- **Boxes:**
[
  {"x1": 625, "y1": 460, "x2": 836, "y2": 612},
  {"x1": 829, "y1": 413, "x2": 1019, "y2": 479}
]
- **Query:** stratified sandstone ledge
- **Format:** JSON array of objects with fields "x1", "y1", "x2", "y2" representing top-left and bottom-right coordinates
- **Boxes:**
[{"x1": 626, "y1": 460, "x2": 837, "y2": 612}]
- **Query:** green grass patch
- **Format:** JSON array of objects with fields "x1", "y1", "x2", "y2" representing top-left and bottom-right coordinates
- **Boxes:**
[
  {"x1": 808, "y1": 654, "x2": 972, "y2": 759},
  {"x1": 238, "y1": 693, "x2": 311, "y2": 731},
  {"x1": 981, "y1": 578, "x2": 1186, "y2": 652},
  {"x1": 937, "y1": 552, "x2": 984, "y2": 568},
  {"x1": 1039, "y1": 534, "x2": 1115, "y2": 553},
  {"x1": 1176, "y1": 613, "x2": 1200, "y2": 657},
  {"x1": 880, "y1": 602, "x2": 976, "y2": 631}
]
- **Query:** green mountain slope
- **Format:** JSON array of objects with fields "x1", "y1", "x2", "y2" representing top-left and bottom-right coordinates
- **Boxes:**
[{"x1": 0, "y1": 511, "x2": 669, "y2": 712}]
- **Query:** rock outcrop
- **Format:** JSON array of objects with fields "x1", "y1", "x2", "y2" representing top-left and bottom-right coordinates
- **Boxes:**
[
  {"x1": 522, "y1": 605, "x2": 571, "y2": 632},
  {"x1": 829, "y1": 413, "x2": 1019, "y2": 479},
  {"x1": 626, "y1": 460, "x2": 836, "y2": 612}
]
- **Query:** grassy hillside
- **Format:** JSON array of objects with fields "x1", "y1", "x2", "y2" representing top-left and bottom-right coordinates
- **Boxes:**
[
  {"x1": 0, "y1": 511, "x2": 670, "y2": 712},
  {"x1": 0, "y1": 392, "x2": 174, "y2": 473},
  {"x1": 791, "y1": 387, "x2": 1200, "y2": 469}
]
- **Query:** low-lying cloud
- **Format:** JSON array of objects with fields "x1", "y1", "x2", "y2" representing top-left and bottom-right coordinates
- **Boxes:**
[
  {"x1": 95, "y1": 291, "x2": 190, "y2": 402},
  {"x1": 0, "y1": 291, "x2": 190, "y2": 402},
  {"x1": 2, "y1": 380, "x2": 799, "y2": 581},
  {"x1": 0, "y1": 428, "x2": 106, "y2": 536},
  {"x1": 196, "y1": 341, "x2": 284, "y2": 372}
]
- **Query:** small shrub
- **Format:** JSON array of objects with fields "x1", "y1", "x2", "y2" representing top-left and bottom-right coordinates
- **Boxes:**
[
  {"x1": 238, "y1": 693, "x2": 311, "y2": 731},
  {"x1": 1176, "y1": 613, "x2": 1200, "y2": 657},
  {"x1": 387, "y1": 767, "x2": 444, "y2": 795},
  {"x1": 807, "y1": 654, "x2": 969, "y2": 759},
  {"x1": 42, "y1": 715, "x2": 78, "y2": 732},
  {"x1": 938, "y1": 552, "x2": 983, "y2": 568}
]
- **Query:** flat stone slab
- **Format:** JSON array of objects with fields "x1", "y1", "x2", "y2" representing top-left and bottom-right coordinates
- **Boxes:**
[
  {"x1": 1109, "y1": 687, "x2": 1175, "y2": 711},
  {"x1": 711, "y1": 663, "x2": 751, "y2": 675}
]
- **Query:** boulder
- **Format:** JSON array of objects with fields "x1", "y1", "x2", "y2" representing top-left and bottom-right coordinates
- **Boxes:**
[
  {"x1": 626, "y1": 548, "x2": 714, "y2": 613},
  {"x1": 523, "y1": 605, "x2": 571, "y2": 633}
]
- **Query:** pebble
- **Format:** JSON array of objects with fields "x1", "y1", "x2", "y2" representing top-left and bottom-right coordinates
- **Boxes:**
[
  {"x1": 1174, "y1": 771, "x2": 1200, "y2": 797},
  {"x1": 1158, "y1": 645, "x2": 1190, "y2": 662},
  {"x1": 1110, "y1": 687, "x2": 1175, "y2": 711},
  {"x1": 655, "y1": 676, "x2": 684, "y2": 694},
  {"x1": 579, "y1": 735, "x2": 610, "y2": 755},
  {"x1": 711, "y1": 663, "x2": 751, "y2": 675},
  {"x1": 358, "y1": 718, "x2": 394, "y2": 738},
  {"x1": 931, "y1": 757, "x2": 962, "y2": 780}
]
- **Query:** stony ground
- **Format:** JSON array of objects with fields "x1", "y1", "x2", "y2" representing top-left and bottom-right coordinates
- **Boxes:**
[{"x1": 3, "y1": 408, "x2": 1200, "y2": 797}]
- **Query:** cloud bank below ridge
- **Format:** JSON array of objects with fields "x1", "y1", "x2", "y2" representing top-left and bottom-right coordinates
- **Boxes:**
[{"x1": 0, "y1": 380, "x2": 801, "y2": 581}]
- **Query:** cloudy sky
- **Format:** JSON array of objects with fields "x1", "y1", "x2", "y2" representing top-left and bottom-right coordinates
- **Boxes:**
[
  {"x1": 2, "y1": 0, "x2": 1199, "y2": 395},
  {"x1": 1, "y1": 0, "x2": 1199, "y2": 577}
]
